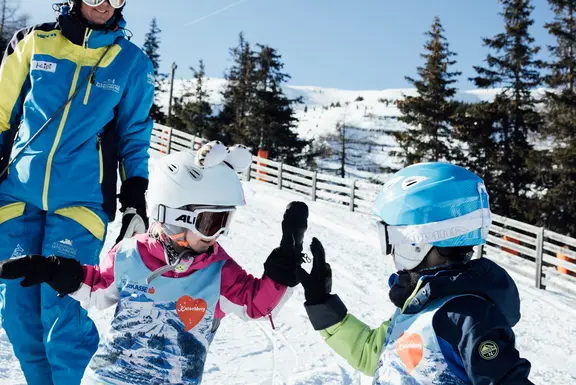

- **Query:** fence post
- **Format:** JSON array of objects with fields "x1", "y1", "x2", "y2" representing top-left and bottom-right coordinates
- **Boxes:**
[
  {"x1": 277, "y1": 163, "x2": 283, "y2": 189},
  {"x1": 190, "y1": 135, "x2": 196, "y2": 150},
  {"x1": 311, "y1": 171, "x2": 317, "y2": 201},
  {"x1": 349, "y1": 179, "x2": 356, "y2": 212},
  {"x1": 166, "y1": 127, "x2": 173, "y2": 154},
  {"x1": 535, "y1": 227, "x2": 545, "y2": 290}
]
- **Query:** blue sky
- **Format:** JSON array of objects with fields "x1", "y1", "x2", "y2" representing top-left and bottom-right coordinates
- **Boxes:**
[{"x1": 20, "y1": 0, "x2": 556, "y2": 90}]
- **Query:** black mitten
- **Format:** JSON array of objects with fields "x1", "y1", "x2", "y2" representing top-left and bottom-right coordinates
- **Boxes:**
[
  {"x1": 297, "y1": 237, "x2": 332, "y2": 304},
  {"x1": 116, "y1": 176, "x2": 149, "y2": 243},
  {"x1": 264, "y1": 201, "x2": 309, "y2": 287},
  {"x1": 0, "y1": 254, "x2": 84, "y2": 297},
  {"x1": 298, "y1": 238, "x2": 348, "y2": 330}
]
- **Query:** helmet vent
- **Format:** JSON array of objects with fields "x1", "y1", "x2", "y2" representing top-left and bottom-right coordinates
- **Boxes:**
[
  {"x1": 401, "y1": 176, "x2": 428, "y2": 189},
  {"x1": 383, "y1": 176, "x2": 403, "y2": 191},
  {"x1": 167, "y1": 163, "x2": 179, "y2": 174},
  {"x1": 187, "y1": 166, "x2": 203, "y2": 181}
]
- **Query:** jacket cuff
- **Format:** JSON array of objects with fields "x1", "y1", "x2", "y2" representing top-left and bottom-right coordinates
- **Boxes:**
[{"x1": 304, "y1": 294, "x2": 348, "y2": 331}]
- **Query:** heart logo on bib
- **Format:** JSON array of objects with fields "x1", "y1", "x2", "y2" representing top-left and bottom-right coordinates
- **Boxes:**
[
  {"x1": 395, "y1": 332, "x2": 423, "y2": 374},
  {"x1": 176, "y1": 296, "x2": 207, "y2": 331}
]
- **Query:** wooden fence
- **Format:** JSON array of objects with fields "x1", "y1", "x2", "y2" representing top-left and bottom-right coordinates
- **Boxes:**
[{"x1": 151, "y1": 123, "x2": 576, "y2": 295}]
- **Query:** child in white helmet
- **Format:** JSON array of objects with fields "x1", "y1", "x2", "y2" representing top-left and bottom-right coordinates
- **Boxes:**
[{"x1": 0, "y1": 141, "x2": 308, "y2": 385}]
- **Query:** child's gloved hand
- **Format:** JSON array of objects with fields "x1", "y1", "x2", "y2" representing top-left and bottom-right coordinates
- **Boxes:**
[
  {"x1": 264, "y1": 201, "x2": 309, "y2": 287},
  {"x1": 297, "y1": 237, "x2": 332, "y2": 304},
  {"x1": 298, "y1": 238, "x2": 348, "y2": 331},
  {"x1": 0, "y1": 254, "x2": 84, "y2": 297}
]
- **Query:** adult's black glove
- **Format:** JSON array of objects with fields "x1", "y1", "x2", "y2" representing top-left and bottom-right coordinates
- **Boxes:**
[
  {"x1": 264, "y1": 201, "x2": 309, "y2": 287},
  {"x1": 0, "y1": 254, "x2": 84, "y2": 297},
  {"x1": 116, "y1": 176, "x2": 149, "y2": 244},
  {"x1": 298, "y1": 238, "x2": 348, "y2": 330}
]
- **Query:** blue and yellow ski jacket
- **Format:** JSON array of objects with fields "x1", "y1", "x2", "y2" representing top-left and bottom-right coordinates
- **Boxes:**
[{"x1": 0, "y1": 6, "x2": 154, "y2": 220}]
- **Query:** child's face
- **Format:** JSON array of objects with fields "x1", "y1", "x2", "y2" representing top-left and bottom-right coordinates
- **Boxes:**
[{"x1": 185, "y1": 230, "x2": 219, "y2": 253}]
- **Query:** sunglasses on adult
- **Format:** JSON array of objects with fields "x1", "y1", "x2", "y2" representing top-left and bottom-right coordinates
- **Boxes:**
[{"x1": 82, "y1": 0, "x2": 126, "y2": 9}]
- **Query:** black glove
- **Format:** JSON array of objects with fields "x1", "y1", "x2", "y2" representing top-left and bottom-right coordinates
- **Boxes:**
[
  {"x1": 0, "y1": 254, "x2": 84, "y2": 297},
  {"x1": 116, "y1": 176, "x2": 149, "y2": 244},
  {"x1": 297, "y1": 237, "x2": 332, "y2": 304},
  {"x1": 264, "y1": 201, "x2": 309, "y2": 287},
  {"x1": 298, "y1": 238, "x2": 348, "y2": 330}
]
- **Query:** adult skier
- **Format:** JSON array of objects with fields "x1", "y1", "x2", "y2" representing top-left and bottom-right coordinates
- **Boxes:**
[
  {"x1": 0, "y1": 1, "x2": 153, "y2": 383},
  {"x1": 298, "y1": 162, "x2": 534, "y2": 384},
  {"x1": 0, "y1": 141, "x2": 308, "y2": 385}
]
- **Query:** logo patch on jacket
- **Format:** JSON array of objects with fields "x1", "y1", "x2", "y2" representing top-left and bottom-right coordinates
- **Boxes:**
[
  {"x1": 95, "y1": 79, "x2": 121, "y2": 93},
  {"x1": 479, "y1": 340, "x2": 499, "y2": 360},
  {"x1": 50, "y1": 239, "x2": 77, "y2": 257},
  {"x1": 125, "y1": 280, "x2": 154, "y2": 294},
  {"x1": 31, "y1": 60, "x2": 57, "y2": 73},
  {"x1": 177, "y1": 295, "x2": 207, "y2": 331},
  {"x1": 36, "y1": 32, "x2": 57, "y2": 39},
  {"x1": 395, "y1": 332, "x2": 423, "y2": 374}
]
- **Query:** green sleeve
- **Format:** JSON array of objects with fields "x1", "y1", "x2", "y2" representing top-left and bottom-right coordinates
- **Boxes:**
[{"x1": 319, "y1": 314, "x2": 390, "y2": 376}]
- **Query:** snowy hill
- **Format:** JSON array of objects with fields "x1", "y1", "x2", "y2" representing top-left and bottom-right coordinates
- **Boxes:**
[
  {"x1": 159, "y1": 78, "x2": 546, "y2": 182},
  {"x1": 0, "y1": 152, "x2": 574, "y2": 384}
]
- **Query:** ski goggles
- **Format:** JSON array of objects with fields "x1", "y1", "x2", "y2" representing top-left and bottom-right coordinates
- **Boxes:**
[
  {"x1": 376, "y1": 220, "x2": 433, "y2": 271},
  {"x1": 157, "y1": 205, "x2": 235, "y2": 240},
  {"x1": 82, "y1": 0, "x2": 126, "y2": 9},
  {"x1": 375, "y1": 208, "x2": 491, "y2": 270}
]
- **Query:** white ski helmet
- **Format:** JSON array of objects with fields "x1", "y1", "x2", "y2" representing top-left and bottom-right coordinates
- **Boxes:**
[{"x1": 147, "y1": 141, "x2": 252, "y2": 240}]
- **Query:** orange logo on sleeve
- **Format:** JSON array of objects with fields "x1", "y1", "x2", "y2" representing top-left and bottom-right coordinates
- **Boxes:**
[{"x1": 396, "y1": 332, "x2": 423, "y2": 374}]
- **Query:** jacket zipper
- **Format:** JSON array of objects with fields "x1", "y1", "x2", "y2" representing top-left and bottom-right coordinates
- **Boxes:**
[
  {"x1": 42, "y1": 28, "x2": 92, "y2": 210},
  {"x1": 83, "y1": 75, "x2": 94, "y2": 105},
  {"x1": 97, "y1": 134, "x2": 103, "y2": 184},
  {"x1": 83, "y1": 30, "x2": 95, "y2": 105},
  {"x1": 268, "y1": 313, "x2": 276, "y2": 330}
]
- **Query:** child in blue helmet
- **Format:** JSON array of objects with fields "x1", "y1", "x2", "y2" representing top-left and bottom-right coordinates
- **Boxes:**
[{"x1": 298, "y1": 162, "x2": 534, "y2": 384}]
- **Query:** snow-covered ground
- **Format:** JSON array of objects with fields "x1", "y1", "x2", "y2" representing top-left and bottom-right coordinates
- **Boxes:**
[{"x1": 1, "y1": 153, "x2": 575, "y2": 384}]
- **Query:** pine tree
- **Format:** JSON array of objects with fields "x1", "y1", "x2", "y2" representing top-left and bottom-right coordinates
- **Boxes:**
[
  {"x1": 165, "y1": 88, "x2": 187, "y2": 131},
  {"x1": 0, "y1": 33, "x2": 6, "y2": 57},
  {"x1": 142, "y1": 18, "x2": 166, "y2": 123},
  {"x1": 470, "y1": 0, "x2": 542, "y2": 220},
  {"x1": 187, "y1": 60, "x2": 216, "y2": 139},
  {"x1": 218, "y1": 34, "x2": 309, "y2": 165},
  {"x1": 169, "y1": 60, "x2": 216, "y2": 140},
  {"x1": 452, "y1": 101, "x2": 501, "y2": 195},
  {"x1": 394, "y1": 16, "x2": 461, "y2": 165},
  {"x1": 251, "y1": 44, "x2": 308, "y2": 165},
  {"x1": 0, "y1": 0, "x2": 28, "y2": 55},
  {"x1": 218, "y1": 32, "x2": 258, "y2": 145},
  {"x1": 535, "y1": 0, "x2": 576, "y2": 235}
]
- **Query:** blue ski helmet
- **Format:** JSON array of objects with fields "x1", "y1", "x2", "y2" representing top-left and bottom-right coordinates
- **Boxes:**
[{"x1": 372, "y1": 162, "x2": 491, "y2": 271}]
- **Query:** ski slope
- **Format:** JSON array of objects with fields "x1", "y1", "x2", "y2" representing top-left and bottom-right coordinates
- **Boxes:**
[{"x1": 1, "y1": 155, "x2": 575, "y2": 384}]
